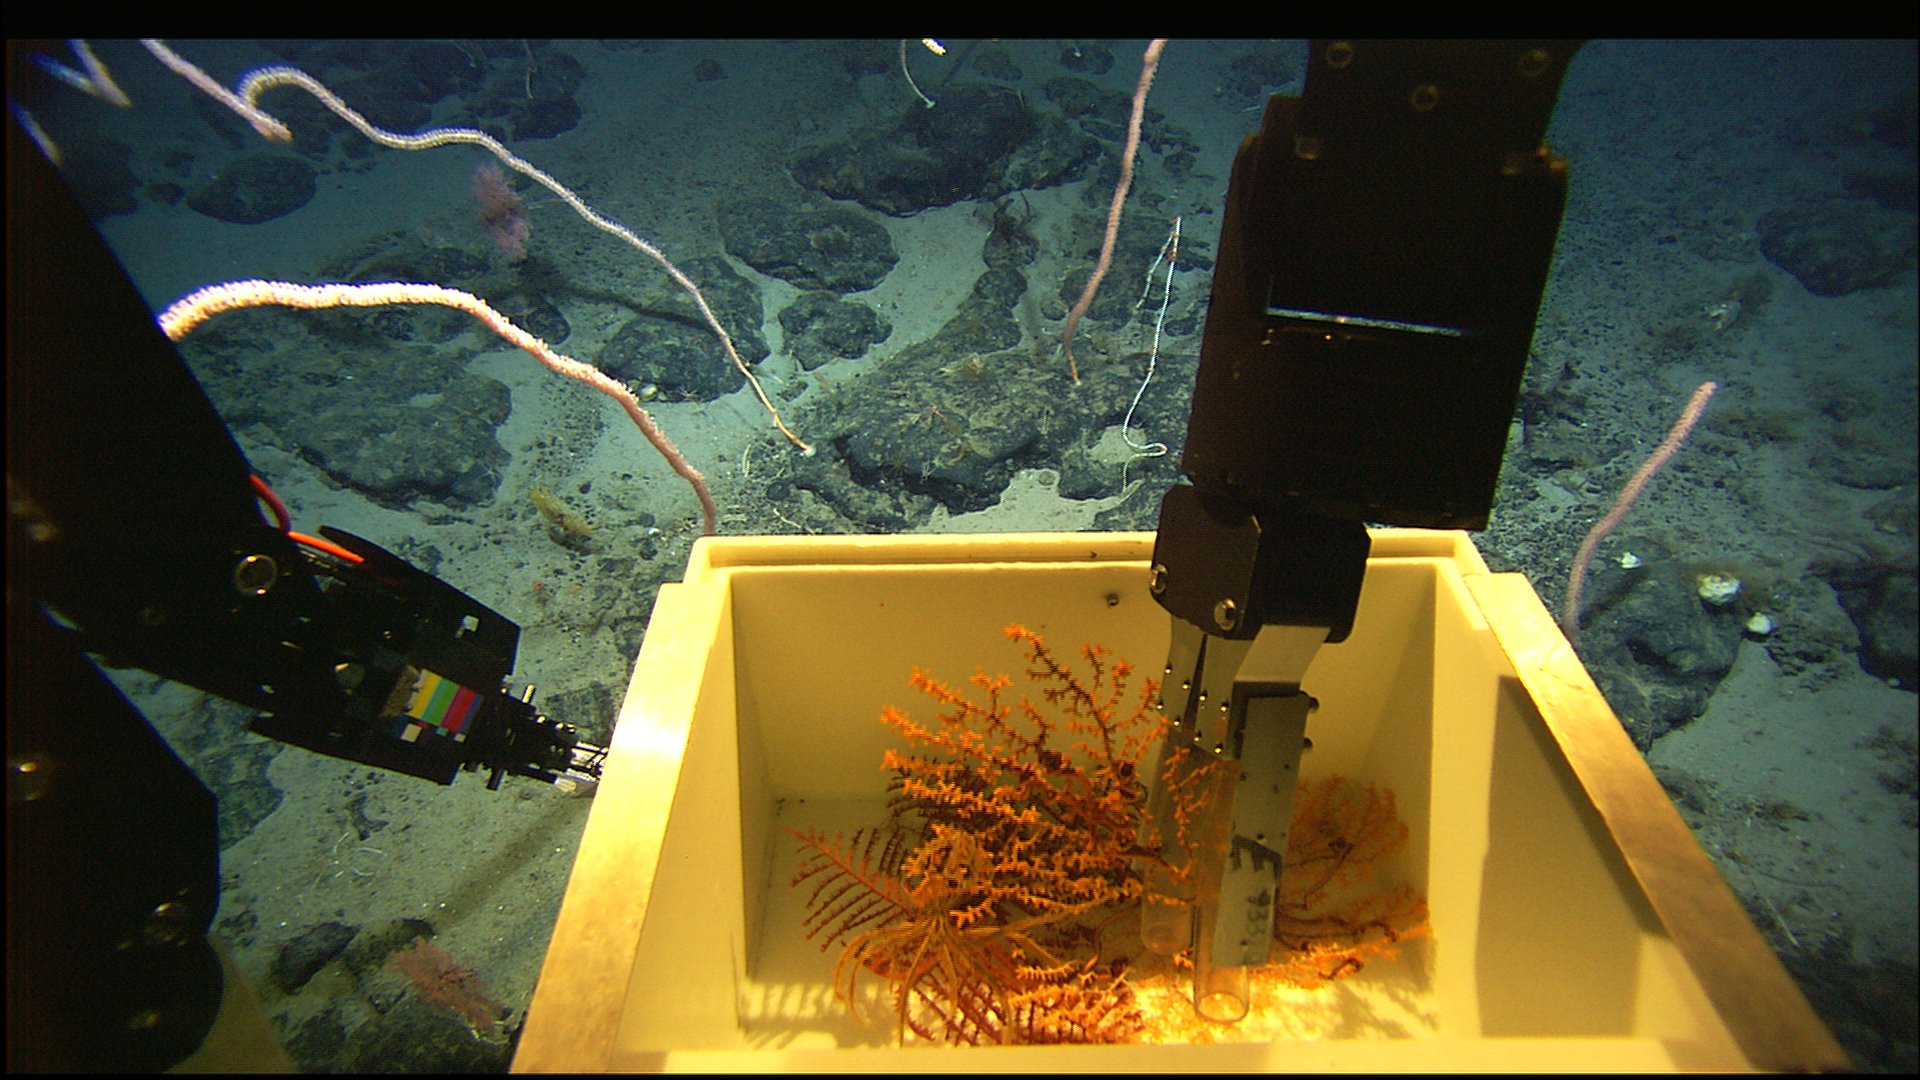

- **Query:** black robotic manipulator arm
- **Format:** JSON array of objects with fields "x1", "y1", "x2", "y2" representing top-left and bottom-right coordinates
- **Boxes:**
[
  {"x1": 5, "y1": 91, "x2": 605, "y2": 1069},
  {"x1": 6, "y1": 110, "x2": 604, "y2": 796},
  {"x1": 1138, "y1": 40, "x2": 1578, "y2": 1019}
]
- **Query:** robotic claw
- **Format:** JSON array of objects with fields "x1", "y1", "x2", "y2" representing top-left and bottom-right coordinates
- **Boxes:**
[
  {"x1": 6, "y1": 106, "x2": 603, "y2": 797},
  {"x1": 6, "y1": 67, "x2": 600, "y2": 1068},
  {"x1": 1134, "y1": 40, "x2": 1580, "y2": 1021}
]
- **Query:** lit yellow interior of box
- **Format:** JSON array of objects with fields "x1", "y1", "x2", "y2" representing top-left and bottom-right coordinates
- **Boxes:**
[{"x1": 515, "y1": 531, "x2": 1844, "y2": 1073}]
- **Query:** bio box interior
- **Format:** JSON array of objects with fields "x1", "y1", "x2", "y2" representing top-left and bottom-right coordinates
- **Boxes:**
[{"x1": 515, "y1": 530, "x2": 1844, "y2": 1072}]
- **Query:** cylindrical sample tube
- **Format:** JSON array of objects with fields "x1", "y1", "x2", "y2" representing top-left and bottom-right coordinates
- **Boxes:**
[
  {"x1": 1187, "y1": 756, "x2": 1250, "y2": 1023},
  {"x1": 1192, "y1": 947, "x2": 1252, "y2": 1024},
  {"x1": 1139, "y1": 881, "x2": 1192, "y2": 956}
]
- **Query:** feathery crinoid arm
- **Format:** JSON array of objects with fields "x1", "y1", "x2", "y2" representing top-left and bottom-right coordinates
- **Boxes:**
[{"x1": 789, "y1": 825, "x2": 916, "y2": 949}]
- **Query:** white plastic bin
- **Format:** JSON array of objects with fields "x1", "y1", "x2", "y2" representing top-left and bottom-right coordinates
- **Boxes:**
[{"x1": 515, "y1": 531, "x2": 1843, "y2": 1072}]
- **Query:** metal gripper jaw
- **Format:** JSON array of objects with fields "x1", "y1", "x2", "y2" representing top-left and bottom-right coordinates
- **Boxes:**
[{"x1": 1139, "y1": 619, "x2": 1330, "y2": 1021}]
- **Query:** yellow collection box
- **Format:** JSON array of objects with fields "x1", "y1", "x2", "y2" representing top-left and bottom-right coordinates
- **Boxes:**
[{"x1": 515, "y1": 530, "x2": 1844, "y2": 1072}]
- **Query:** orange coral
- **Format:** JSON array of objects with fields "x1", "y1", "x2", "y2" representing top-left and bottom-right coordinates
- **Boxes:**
[
  {"x1": 1267, "y1": 775, "x2": 1430, "y2": 989},
  {"x1": 390, "y1": 936, "x2": 506, "y2": 1036},
  {"x1": 792, "y1": 625, "x2": 1175, "y2": 1044},
  {"x1": 791, "y1": 626, "x2": 1430, "y2": 1045},
  {"x1": 878, "y1": 625, "x2": 1168, "y2": 928}
]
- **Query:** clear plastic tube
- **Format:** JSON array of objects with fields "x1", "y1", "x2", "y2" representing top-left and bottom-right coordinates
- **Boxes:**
[
  {"x1": 1192, "y1": 942, "x2": 1252, "y2": 1024},
  {"x1": 1137, "y1": 729, "x2": 1196, "y2": 956},
  {"x1": 1187, "y1": 758, "x2": 1251, "y2": 1023},
  {"x1": 1138, "y1": 870, "x2": 1192, "y2": 956}
]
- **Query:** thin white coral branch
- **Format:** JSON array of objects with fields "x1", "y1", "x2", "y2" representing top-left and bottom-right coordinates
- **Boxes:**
[{"x1": 158, "y1": 279, "x2": 720, "y2": 535}]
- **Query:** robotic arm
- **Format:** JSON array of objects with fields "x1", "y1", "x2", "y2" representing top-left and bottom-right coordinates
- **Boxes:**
[
  {"x1": 1139, "y1": 40, "x2": 1581, "y2": 1020},
  {"x1": 7, "y1": 110, "x2": 603, "y2": 795},
  {"x1": 6, "y1": 96, "x2": 599, "y2": 1069}
]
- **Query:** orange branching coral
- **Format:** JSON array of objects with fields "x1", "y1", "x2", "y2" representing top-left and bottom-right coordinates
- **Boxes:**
[
  {"x1": 791, "y1": 625, "x2": 1182, "y2": 1045},
  {"x1": 880, "y1": 625, "x2": 1167, "y2": 929},
  {"x1": 1267, "y1": 775, "x2": 1431, "y2": 989},
  {"x1": 390, "y1": 936, "x2": 506, "y2": 1036},
  {"x1": 791, "y1": 627, "x2": 1430, "y2": 1046}
]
